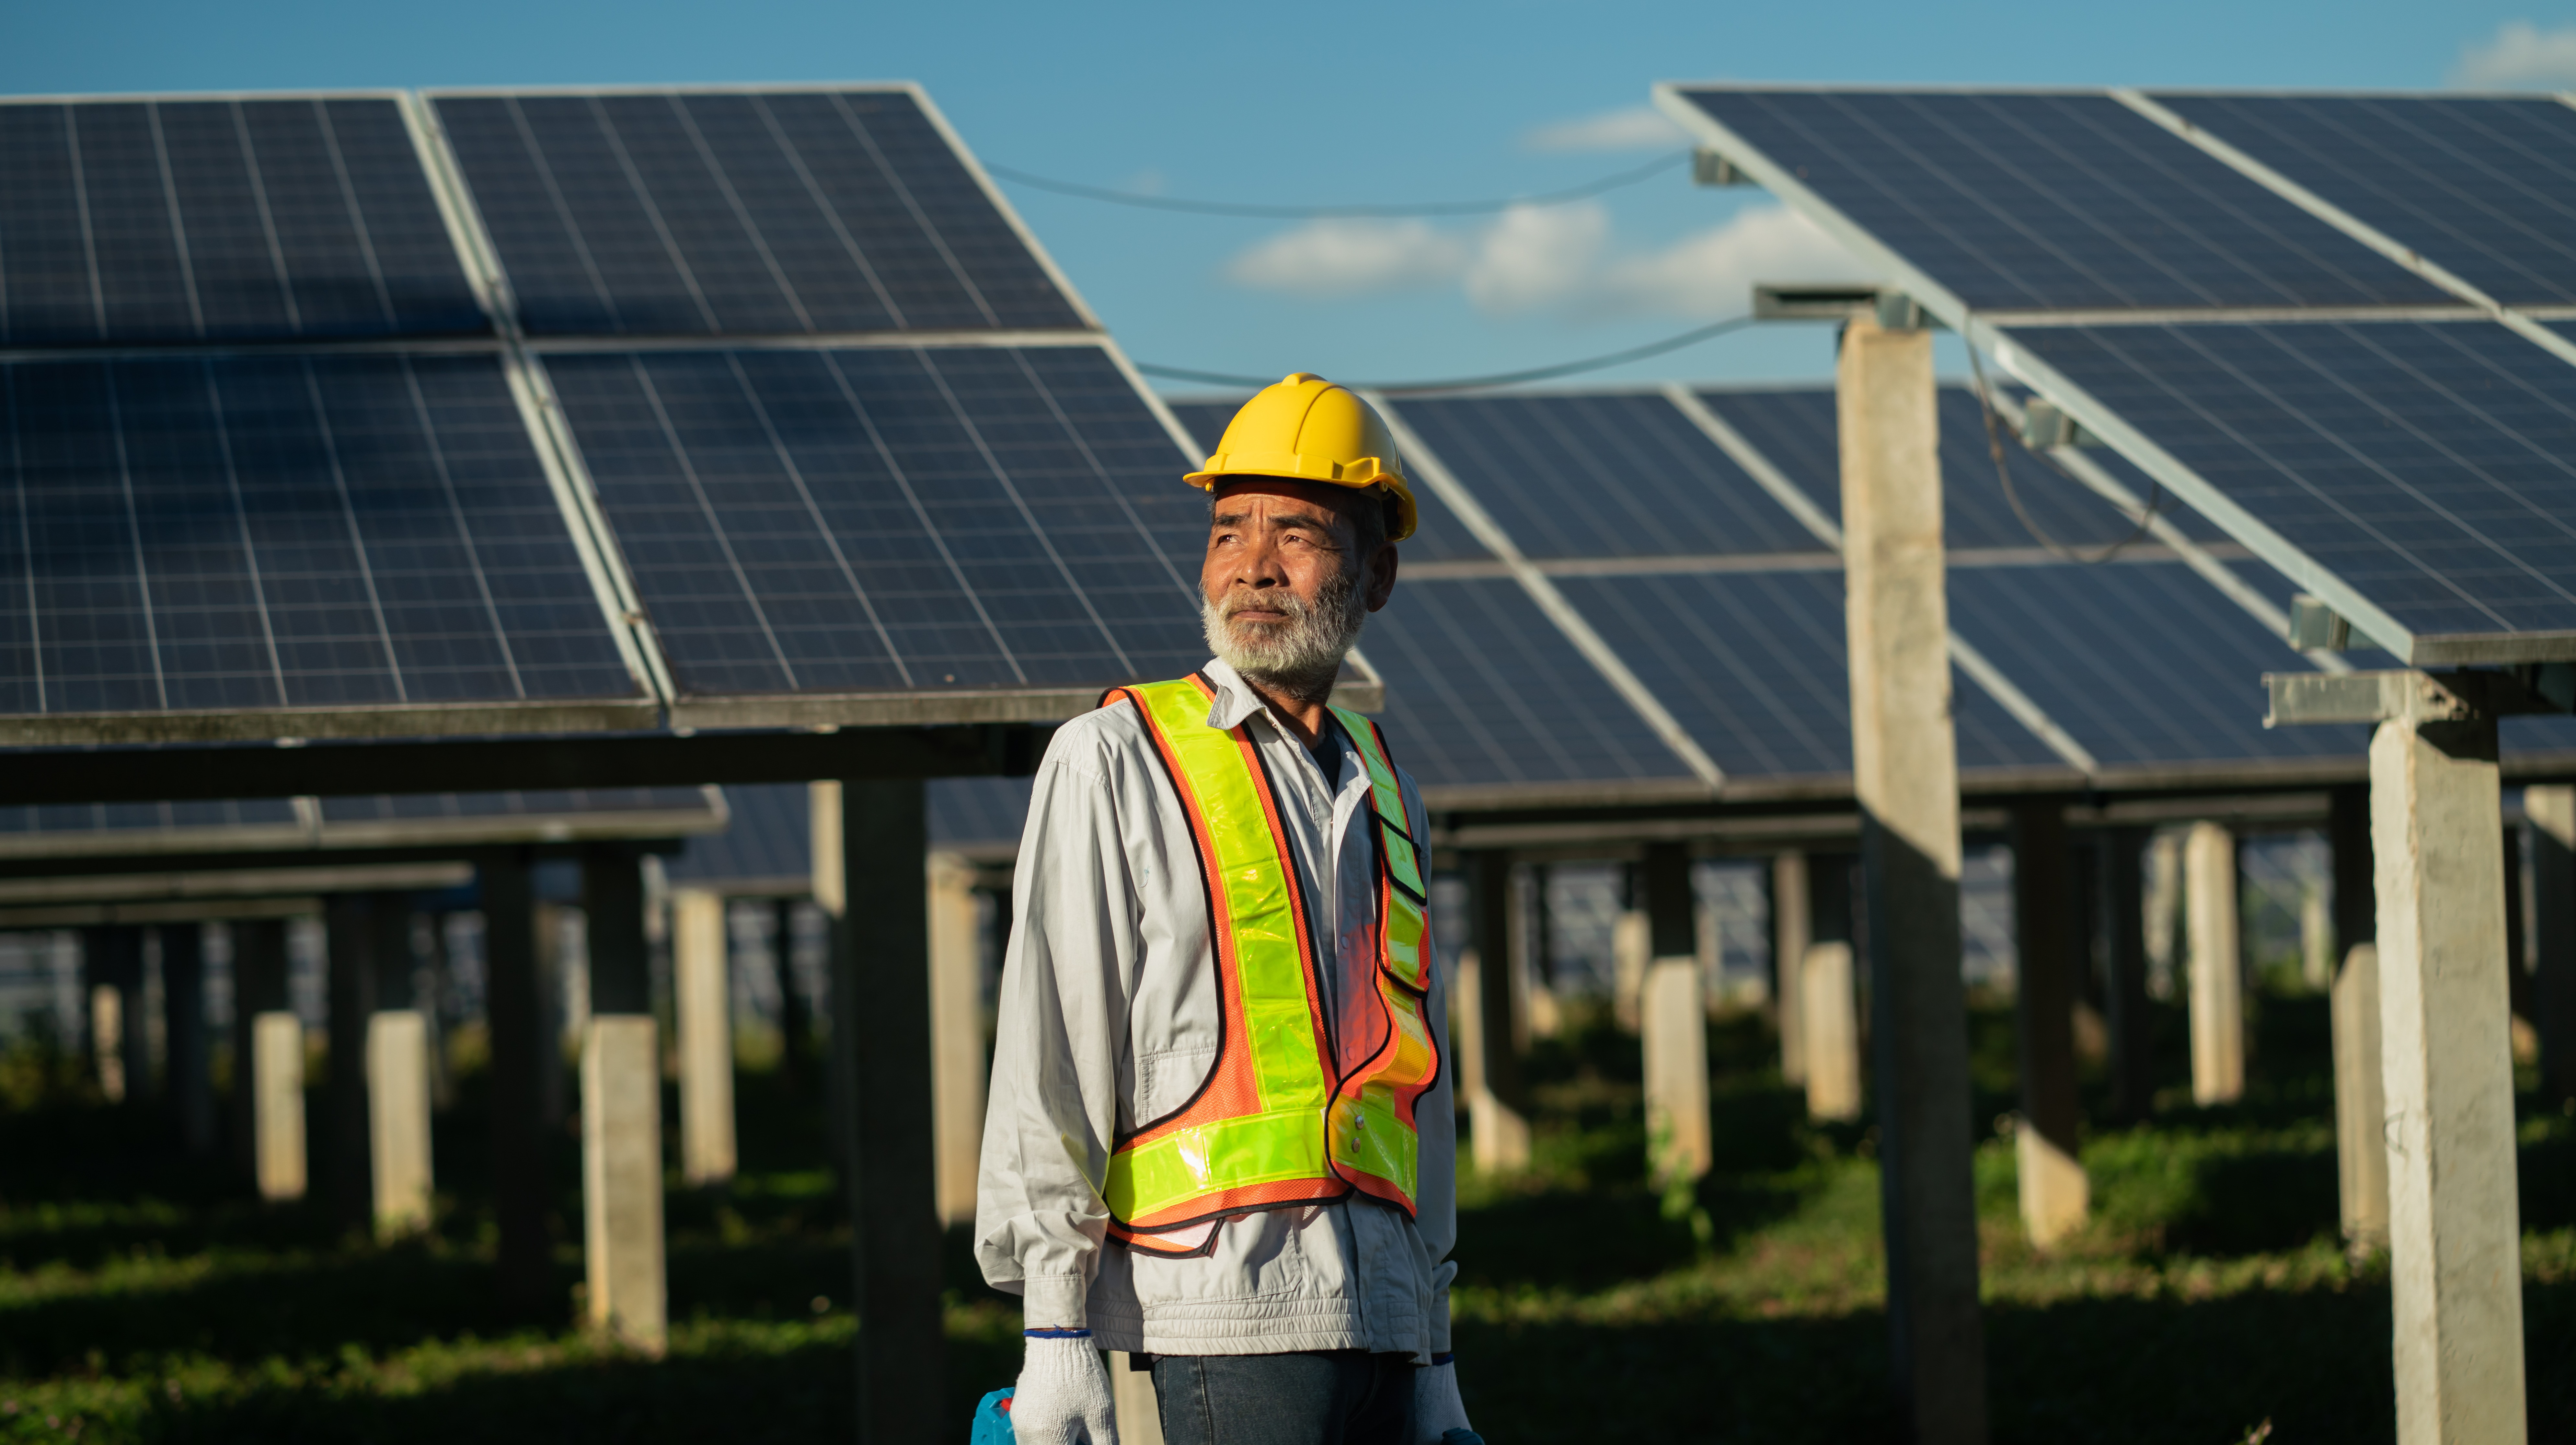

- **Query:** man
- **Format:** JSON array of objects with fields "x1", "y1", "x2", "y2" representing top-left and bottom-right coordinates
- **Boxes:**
[{"x1": 978, "y1": 374, "x2": 1476, "y2": 1445}]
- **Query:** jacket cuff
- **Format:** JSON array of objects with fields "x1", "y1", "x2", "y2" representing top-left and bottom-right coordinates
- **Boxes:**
[{"x1": 1021, "y1": 1275, "x2": 1090, "y2": 1331}]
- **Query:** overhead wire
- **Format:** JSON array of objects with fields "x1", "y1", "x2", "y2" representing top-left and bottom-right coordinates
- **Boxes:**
[
  {"x1": 1134, "y1": 314, "x2": 1759, "y2": 396},
  {"x1": 1961, "y1": 323, "x2": 2164, "y2": 564},
  {"x1": 985, "y1": 152, "x2": 1689, "y2": 219}
]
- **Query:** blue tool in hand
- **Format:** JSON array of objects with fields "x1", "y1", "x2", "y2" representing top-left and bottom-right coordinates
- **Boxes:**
[{"x1": 972, "y1": 1387, "x2": 1016, "y2": 1444}]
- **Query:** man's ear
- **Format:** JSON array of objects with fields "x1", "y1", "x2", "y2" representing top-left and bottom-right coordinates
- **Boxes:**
[{"x1": 1363, "y1": 544, "x2": 1399, "y2": 612}]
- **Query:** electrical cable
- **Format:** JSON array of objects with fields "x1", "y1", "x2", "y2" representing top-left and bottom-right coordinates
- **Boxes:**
[
  {"x1": 984, "y1": 152, "x2": 1688, "y2": 219},
  {"x1": 1961, "y1": 324, "x2": 2163, "y2": 564},
  {"x1": 1133, "y1": 313, "x2": 1757, "y2": 396}
]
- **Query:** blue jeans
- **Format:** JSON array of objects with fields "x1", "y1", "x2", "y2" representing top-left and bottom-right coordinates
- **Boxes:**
[{"x1": 1147, "y1": 1350, "x2": 1418, "y2": 1445}]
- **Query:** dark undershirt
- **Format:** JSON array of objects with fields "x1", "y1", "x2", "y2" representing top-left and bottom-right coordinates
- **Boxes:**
[{"x1": 1307, "y1": 713, "x2": 1347, "y2": 783}]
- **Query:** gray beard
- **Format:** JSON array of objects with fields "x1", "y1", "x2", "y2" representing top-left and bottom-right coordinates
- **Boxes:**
[{"x1": 1201, "y1": 570, "x2": 1366, "y2": 705}]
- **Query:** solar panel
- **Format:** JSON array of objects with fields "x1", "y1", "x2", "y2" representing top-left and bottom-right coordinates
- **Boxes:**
[
  {"x1": 2009, "y1": 319, "x2": 2576, "y2": 639},
  {"x1": 0, "y1": 97, "x2": 486, "y2": 345},
  {"x1": 1687, "y1": 385, "x2": 2227, "y2": 549},
  {"x1": 0, "y1": 798, "x2": 303, "y2": 836},
  {"x1": 930, "y1": 776, "x2": 1036, "y2": 848},
  {"x1": 1164, "y1": 396, "x2": 1491, "y2": 563},
  {"x1": 1669, "y1": 89, "x2": 2451, "y2": 312},
  {"x1": 2151, "y1": 94, "x2": 2576, "y2": 308},
  {"x1": 1386, "y1": 392, "x2": 1823, "y2": 559},
  {"x1": 1945, "y1": 560, "x2": 2368, "y2": 766},
  {"x1": 1555, "y1": 570, "x2": 2064, "y2": 777},
  {"x1": 1363, "y1": 578, "x2": 1700, "y2": 793},
  {"x1": 431, "y1": 89, "x2": 1086, "y2": 338},
  {"x1": 542, "y1": 342, "x2": 1204, "y2": 697},
  {"x1": 316, "y1": 788, "x2": 713, "y2": 822},
  {"x1": 0, "y1": 351, "x2": 639, "y2": 717}
]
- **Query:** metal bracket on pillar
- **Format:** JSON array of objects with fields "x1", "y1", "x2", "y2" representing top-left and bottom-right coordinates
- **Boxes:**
[{"x1": 2265, "y1": 667, "x2": 2567, "y2": 729}]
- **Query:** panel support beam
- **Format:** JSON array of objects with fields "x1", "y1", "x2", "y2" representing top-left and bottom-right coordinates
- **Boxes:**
[
  {"x1": 2329, "y1": 786, "x2": 2389, "y2": 1256},
  {"x1": 2185, "y1": 822, "x2": 2245, "y2": 1106},
  {"x1": 2529, "y1": 786, "x2": 2576, "y2": 1109},
  {"x1": 833, "y1": 779, "x2": 944, "y2": 1443},
  {"x1": 2008, "y1": 799, "x2": 2087, "y2": 1247},
  {"x1": 581, "y1": 844, "x2": 665, "y2": 1352},
  {"x1": 478, "y1": 849, "x2": 553, "y2": 1314},
  {"x1": 674, "y1": 888, "x2": 737, "y2": 1187},
  {"x1": 2097, "y1": 827, "x2": 2156, "y2": 1121},
  {"x1": 1838, "y1": 312, "x2": 1987, "y2": 1445},
  {"x1": 1640, "y1": 842, "x2": 1710, "y2": 1186},
  {"x1": 1460, "y1": 851, "x2": 1533, "y2": 1172}
]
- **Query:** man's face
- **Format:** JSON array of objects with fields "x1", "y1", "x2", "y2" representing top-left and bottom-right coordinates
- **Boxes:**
[{"x1": 1200, "y1": 479, "x2": 1398, "y2": 682}]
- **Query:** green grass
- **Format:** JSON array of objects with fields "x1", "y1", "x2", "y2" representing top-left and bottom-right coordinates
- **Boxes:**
[{"x1": 0, "y1": 992, "x2": 2570, "y2": 1443}]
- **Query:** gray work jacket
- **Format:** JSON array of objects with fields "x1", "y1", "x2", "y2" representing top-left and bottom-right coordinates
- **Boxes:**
[{"x1": 973, "y1": 659, "x2": 1458, "y2": 1360}]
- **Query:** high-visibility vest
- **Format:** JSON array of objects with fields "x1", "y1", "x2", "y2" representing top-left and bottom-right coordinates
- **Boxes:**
[{"x1": 1098, "y1": 674, "x2": 1440, "y2": 1257}]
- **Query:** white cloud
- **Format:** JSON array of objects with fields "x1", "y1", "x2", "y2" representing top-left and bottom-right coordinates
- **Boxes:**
[
  {"x1": 1589, "y1": 206, "x2": 1872, "y2": 319},
  {"x1": 1463, "y1": 203, "x2": 1609, "y2": 314},
  {"x1": 1223, "y1": 218, "x2": 1466, "y2": 298},
  {"x1": 1522, "y1": 105, "x2": 1688, "y2": 153},
  {"x1": 2451, "y1": 20, "x2": 2576, "y2": 87}
]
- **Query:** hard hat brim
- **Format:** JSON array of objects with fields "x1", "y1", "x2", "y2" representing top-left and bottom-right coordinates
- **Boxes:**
[{"x1": 1184, "y1": 457, "x2": 1418, "y2": 542}]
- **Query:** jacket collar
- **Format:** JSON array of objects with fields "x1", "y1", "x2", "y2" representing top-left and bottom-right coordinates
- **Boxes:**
[{"x1": 1199, "y1": 659, "x2": 1271, "y2": 732}]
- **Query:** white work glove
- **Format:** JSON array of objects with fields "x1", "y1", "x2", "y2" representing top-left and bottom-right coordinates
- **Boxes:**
[
  {"x1": 1011, "y1": 1334, "x2": 1118, "y2": 1445},
  {"x1": 1414, "y1": 1359, "x2": 1473, "y2": 1443}
]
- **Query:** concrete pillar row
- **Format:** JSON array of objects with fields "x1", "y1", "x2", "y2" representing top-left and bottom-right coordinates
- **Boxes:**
[
  {"x1": 84, "y1": 925, "x2": 148, "y2": 1104},
  {"x1": 927, "y1": 851, "x2": 988, "y2": 1226},
  {"x1": 673, "y1": 887, "x2": 737, "y2": 1187},
  {"x1": 2525, "y1": 785, "x2": 2576, "y2": 1108},
  {"x1": 364, "y1": 893, "x2": 432, "y2": 1241},
  {"x1": 1800, "y1": 943, "x2": 1862, "y2": 1123},
  {"x1": 1639, "y1": 843, "x2": 1710, "y2": 1187},
  {"x1": 230, "y1": 917, "x2": 299, "y2": 1197},
  {"x1": 2008, "y1": 800, "x2": 2087, "y2": 1249},
  {"x1": 2370, "y1": 711, "x2": 2526, "y2": 1445},
  {"x1": 2328, "y1": 786, "x2": 2389, "y2": 1256},
  {"x1": 581, "y1": 845, "x2": 665, "y2": 1354},
  {"x1": 1460, "y1": 850, "x2": 1532, "y2": 1173},
  {"x1": 2184, "y1": 822, "x2": 2245, "y2": 1105},
  {"x1": 1837, "y1": 312, "x2": 1986, "y2": 1445},
  {"x1": 1771, "y1": 852, "x2": 1811, "y2": 1086}
]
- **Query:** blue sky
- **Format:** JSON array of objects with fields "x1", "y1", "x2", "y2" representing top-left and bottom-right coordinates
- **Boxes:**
[{"x1": 11, "y1": 2, "x2": 2574, "y2": 394}]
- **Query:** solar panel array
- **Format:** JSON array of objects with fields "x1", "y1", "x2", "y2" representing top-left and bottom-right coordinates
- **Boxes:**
[
  {"x1": 0, "y1": 786, "x2": 721, "y2": 849},
  {"x1": 0, "y1": 85, "x2": 1214, "y2": 744},
  {"x1": 1662, "y1": 83, "x2": 2576, "y2": 662}
]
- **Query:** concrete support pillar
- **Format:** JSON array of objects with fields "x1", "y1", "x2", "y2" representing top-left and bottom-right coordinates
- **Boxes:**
[
  {"x1": 927, "y1": 852, "x2": 986, "y2": 1227},
  {"x1": 2529, "y1": 785, "x2": 2576, "y2": 1107},
  {"x1": 162, "y1": 923, "x2": 215, "y2": 1155},
  {"x1": 582, "y1": 1015, "x2": 665, "y2": 1351},
  {"x1": 2329, "y1": 785, "x2": 2389, "y2": 1255},
  {"x1": 363, "y1": 894, "x2": 429, "y2": 1237},
  {"x1": 1838, "y1": 311, "x2": 1985, "y2": 1444},
  {"x1": 1109, "y1": 1353, "x2": 1166, "y2": 1445},
  {"x1": 367, "y1": 1010, "x2": 433, "y2": 1238},
  {"x1": 231, "y1": 918, "x2": 291, "y2": 1182},
  {"x1": 85, "y1": 926, "x2": 147, "y2": 1104},
  {"x1": 813, "y1": 781, "x2": 852, "y2": 1180},
  {"x1": 479, "y1": 850, "x2": 553, "y2": 1312},
  {"x1": 2371, "y1": 710, "x2": 2527, "y2": 1445},
  {"x1": 1462, "y1": 851, "x2": 1532, "y2": 1172},
  {"x1": 2099, "y1": 828, "x2": 2155, "y2": 1121},
  {"x1": 424, "y1": 914, "x2": 456, "y2": 1112},
  {"x1": 1772, "y1": 853, "x2": 1811, "y2": 1085},
  {"x1": 535, "y1": 901, "x2": 575, "y2": 1130},
  {"x1": 1801, "y1": 943, "x2": 1863, "y2": 1121},
  {"x1": 673, "y1": 888, "x2": 737, "y2": 1187},
  {"x1": 582, "y1": 845, "x2": 664, "y2": 1353},
  {"x1": 1612, "y1": 890, "x2": 1649, "y2": 1032},
  {"x1": 1640, "y1": 843, "x2": 1710, "y2": 1185},
  {"x1": 254, "y1": 1011, "x2": 307, "y2": 1202},
  {"x1": 2008, "y1": 801, "x2": 2087, "y2": 1248},
  {"x1": 773, "y1": 897, "x2": 813, "y2": 1098},
  {"x1": 832, "y1": 778, "x2": 944, "y2": 1443},
  {"x1": 2146, "y1": 831, "x2": 2184, "y2": 999},
  {"x1": 324, "y1": 895, "x2": 378, "y2": 1232},
  {"x1": 2184, "y1": 822, "x2": 2244, "y2": 1105}
]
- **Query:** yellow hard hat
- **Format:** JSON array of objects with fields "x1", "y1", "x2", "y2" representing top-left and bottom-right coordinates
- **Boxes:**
[{"x1": 1184, "y1": 373, "x2": 1417, "y2": 542}]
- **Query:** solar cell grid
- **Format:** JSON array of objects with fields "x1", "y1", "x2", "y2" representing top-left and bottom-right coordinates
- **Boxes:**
[
  {"x1": 1386, "y1": 392, "x2": 1824, "y2": 559},
  {"x1": 0, "y1": 97, "x2": 485, "y2": 345},
  {"x1": 669, "y1": 781, "x2": 811, "y2": 883},
  {"x1": 0, "y1": 798, "x2": 303, "y2": 835},
  {"x1": 2152, "y1": 94, "x2": 2576, "y2": 308},
  {"x1": 1556, "y1": 570, "x2": 2064, "y2": 777},
  {"x1": 432, "y1": 89, "x2": 1085, "y2": 338},
  {"x1": 1673, "y1": 89, "x2": 2450, "y2": 312},
  {"x1": 1687, "y1": 385, "x2": 2221, "y2": 549},
  {"x1": 318, "y1": 788, "x2": 712, "y2": 822},
  {"x1": 1164, "y1": 396, "x2": 1491, "y2": 563},
  {"x1": 1945, "y1": 560, "x2": 2367, "y2": 766},
  {"x1": 546, "y1": 342, "x2": 1205, "y2": 698},
  {"x1": 1361, "y1": 577, "x2": 1697, "y2": 791},
  {"x1": 0, "y1": 352, "x2": 637, "y2": 716},
  {"x1": 2013, "y1": 320, "x2": 2576, "y2": 639}
]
